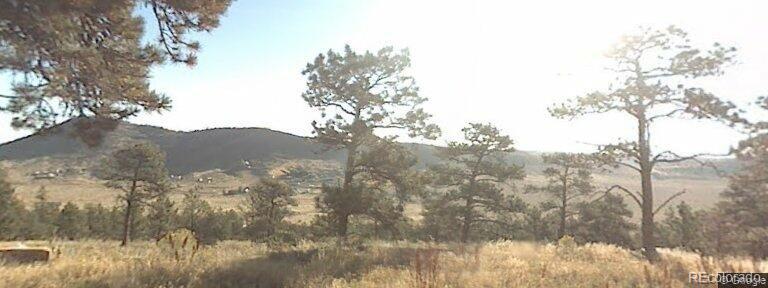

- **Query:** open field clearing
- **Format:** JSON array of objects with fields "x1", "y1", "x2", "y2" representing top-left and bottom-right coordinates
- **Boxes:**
[
  {"x1": 1, "y1": 159, "x2": 727, "y2": 223},
  {"x1": 1, "y1": 240, "x2": 765, "y2": 288}
]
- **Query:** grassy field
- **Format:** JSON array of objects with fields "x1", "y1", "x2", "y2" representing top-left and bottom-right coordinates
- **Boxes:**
[
  {"x1": 1, "y1": 239, "x2": 765, "y2": 288},
  {"x1": 2, "y1": 158, "x2": 728, "y2": 223}
]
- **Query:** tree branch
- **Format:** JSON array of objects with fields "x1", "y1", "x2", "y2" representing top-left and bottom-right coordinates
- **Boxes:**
[
  {"x1": 652, "y1": 151, "x2": 731, "y2": 176},
  {"x1": 653, "y1": 189, "x2": 686, "y2": 216},
  {"x1": 648, "y1": 108, "x2": 685, "y2": 121},
  {"x1": 603, "y1": 184, "x2": 642, "y2": 208},
  {"x1": 616, "y1": 161, "x2": 642, "y2": 172}
]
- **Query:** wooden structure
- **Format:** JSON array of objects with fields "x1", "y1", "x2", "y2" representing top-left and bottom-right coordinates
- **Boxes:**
[{"x1": 0, "y1": 247, "x2": 51, "y2": 264}]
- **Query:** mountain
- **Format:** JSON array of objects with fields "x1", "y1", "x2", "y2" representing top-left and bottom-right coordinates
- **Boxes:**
[
  {"x1": 0, "y1": 119, "x2": 737, "y2": 178},
  {"x1": 0, "y1": 119, "x2": 346, "y2": 174},
  {"x1": 0, "y1": 119, "x2": 741, "y2": 215}
]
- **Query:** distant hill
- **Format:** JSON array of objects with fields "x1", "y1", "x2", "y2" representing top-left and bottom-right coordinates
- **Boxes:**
[
  {"x1": 0, "y1": 119, "x2": 345, "y2": 174},
  {"x1": 0, "y1": 119, "x2": 737, "y2": 178},
  {"x1": 0, "y1": 119, "x2": 741, "y2": 215}
]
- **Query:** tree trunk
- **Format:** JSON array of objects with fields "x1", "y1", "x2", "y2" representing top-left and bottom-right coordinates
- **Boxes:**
[
  {"x1": 637, "y1": 116, "x2": 659, "y2": 262},
  {"x1": 121, "y1": 199, "x2": 132, "y2": 247},
  {"x1": 460, "y1": 197, "x2": 473, "y2": 243},
  {"x1": 122, "y1": 163, "x2": 141, "y2": 247},
  {"x1": 558, "y1": 174, "x2": 568, "y2": 239},
  {"x1": 337, "y1": 213, "x2": 349, "y2": 241},
  {"x1": 558, "y1": 199, "x2": 567, "y2": 240},
  {"x1": 338, "y1": 143, "x2": 358, "y2": 240},
  {"x1": 342, "y1": 145, "x2": 357, "y2": 189},
  {"x1": 460, "y1": 218, "x2": 471, "y2": 243}
]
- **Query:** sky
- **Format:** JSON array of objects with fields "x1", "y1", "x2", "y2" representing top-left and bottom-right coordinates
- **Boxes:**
[{"x1": 1, "y1": 0, "x2": 767, "y2": 154}]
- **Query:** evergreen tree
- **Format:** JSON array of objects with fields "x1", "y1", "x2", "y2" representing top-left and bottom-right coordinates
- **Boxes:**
[
  {"x1": 28, "y1": 186, "x2": 60, "y2": 239},
  {"x1": 99, "y1": 143, "x2": 169, "y2": 246},
  {"x1": 528, "y1": 153, "x2": 604, "y2": 240},
  {"x1": 658, "y1": 201, "x2": 704, "y2": 251},
  {"x1": 550, "y1": 26, "x2": 743, "y2": 261},
  {"x1": 424, "y1": 123, "x2": 525, "y2": 242},
  {"x1": 147, "y1": 195, "x2": 177, "y2": 240},
  {"x1": 315, "y1": 183, "x2": 372, "y2": 239},
  {"x1": 243, "y1": 178, "x2": 295, "y2": 240},
  {"x1": 0, "y1": 0, "x2": 232, "y2": 143},
  {"x1": 56, "y1": 202, "x2": 85, "y2": 240},
  {"x1": 521, "y1": 202, "x2": 558, "y2": 242},
  {"x1": 317, "y1": 137, "x2": 426, "y2": 240},
  {"x1": 698, "y1": 206, "x2": 740, "y2": 256},
  {"x1": 302, "y1": 45, "x2": 440, "y2": 239},
  {"x1": 180, "y1": 186, "x2": 212, "y2": 233},
  {"x1": 84, "y1": 203, "x2": 116, "y2": 239},
  {"x1": 718, "y1": 134, "x2": 768, "y2": 258},
  {"x1": 572, "y1": 194, "x2": 636, "y2": 248},
  {"x1": 0, "y1": 168, "x2": 25, "y2": 240},
  {"x1": 213, "y1": 209, "x2": 244, "y2": 241},
  {"x1": 196, "y1": 209, "x2": 241, "y2": 245}
]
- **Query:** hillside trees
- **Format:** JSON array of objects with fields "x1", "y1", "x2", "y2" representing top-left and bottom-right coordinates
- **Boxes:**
[
  {"x1": 550, "y1": 26, "x2": 744, "y2": 261},
  {"x1": 28, "y1": 186, "x2": 61, "y2": 238},
  {"x1": 0, "y1": 0, "x2": 232, "y2": 144},
  {"x1": 99, "y1": 143, "x2": 169, "y2": 246},
  {"x1": 528, "y1": 153, "x2": 604, "y2": 240},
  {"x1": 84, "y1": 203, "x2": 120, "y2": 239},
  {"x1": 0, "y1": 168, "x2": 25, "y2": 240},
  {"x1": 302, "y1": 45, "x2": 439, "y2": 239},
  {"x1": 717, "y1": 133, "x2": 768, "y2": 258},
  {"x1": 658, "y1": 201, "x2": 704, "y2": 251},
  {"x1": 180, "y1": 186, "x2": 211, "y2": 233},
  {"x1": 572, "y1": 193, "x2": 636, "y2": 247},
  {"x1": 177, "y1": 186, "x2": 243, "y2": 244},
  {"x1": 148, "y1": 195, "x2": 177, "y2": 239},
  {"x1": 56, "y1": 202, "x2": 86, "y2": 240},
  {"x1": 243, "y1": 178, "x2": 296, "y2": 240},
  {"x1": 350, "y1": 138, "x2": 428, "y2": 239},
  {"x1": 423, "y1": 123, "x2": 525, "y2": 242}
]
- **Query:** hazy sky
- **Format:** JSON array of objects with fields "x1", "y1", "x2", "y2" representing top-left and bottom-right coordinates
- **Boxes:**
[{"x1": 1, "y1": 0, "x2": 766, "y2": 154}]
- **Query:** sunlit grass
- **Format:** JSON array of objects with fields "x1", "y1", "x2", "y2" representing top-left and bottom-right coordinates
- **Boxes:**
[{"x1": 1, "y1": 239, "x2": 764, "y2": 288}]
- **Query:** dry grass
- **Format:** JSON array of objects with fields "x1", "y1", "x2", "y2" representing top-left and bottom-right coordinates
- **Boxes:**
[
  {"x1": 3, "y1": 170, "x2": 726, "y2": 223},
  {"x1": 1, "y1": 240, "x2": 763, "y2": 288},
  {"x1": 2, "y1": 157, "x2": 727, "y2": 223}
]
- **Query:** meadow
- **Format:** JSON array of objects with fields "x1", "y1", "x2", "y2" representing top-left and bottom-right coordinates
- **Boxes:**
[
  {"x1": 1, "y1": 238, "x2": 765, "y2": 288},
  {"x1": 2, "y1": 158, "x2": 727, "y2": 223}
]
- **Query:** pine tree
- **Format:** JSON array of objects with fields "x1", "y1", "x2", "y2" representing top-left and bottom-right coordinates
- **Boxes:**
[
  {"x1": 302, "y1": 45, "x2": 440, "y2": 239},
  {"x1": 243, "y1": 178, "x2": 295, "y2": 240},
  {"x1": 572, "y1": 194, "x2": 636, "y2": 248},
  {"x1": 550, "y1": 26, "x2": 743, "y2": 261},
  {"x1": 658, "y1": 201, "x2": 704, "y2": 251},
  {"x1": 180, "y1": 186, "x2": 212, "y2": 233},
  {"x1": 0, "y1": 168, "x2": 25, "y2": 240},
  {"x1": 528, "y1": 153, "x2": 604, "y2": 240},
  {"x1": 0, "y1": 0, "x2": 232, "y2": 143},
  {"x1": 698, "y1": 206, "x2": 740, "y2": 256},
  {"x1": 148, "y1": 195, "x2": 177, "y2": 240},
  {"x1": 718, "y1": 133, "x2": 768, "y2": 258},
  {"x1": 84, "y1": 203, "x2": 115, "y2": 239},
  {"x1": 425, "y1": 123, "x2": 525, "y2": 242},
  {"x1": 56, "y1": 202, "x2": 85, "y2": 240},
  {"x1": 196, "y1": 209, "x2": 241, "y2": 245},
  {"x1": 29, "y1": 186, "x2": 60, "y2": 239},
  {"x1": 99, "y1": 143, "x2": 169, "y2": 246}
]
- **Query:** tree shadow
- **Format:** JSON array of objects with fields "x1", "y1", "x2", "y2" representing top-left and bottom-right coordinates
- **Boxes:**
[{"x1": 197, "y1": 246, "x2": 444, "y2": 288}]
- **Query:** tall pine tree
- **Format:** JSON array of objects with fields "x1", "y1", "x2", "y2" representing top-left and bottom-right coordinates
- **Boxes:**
[
  {"x1": 99, "y1": 143, "x2": 169, "y2": 246},
  {"x1": 424, "y1": 123, "x2": 525, "y2": 242},
  {"x1": 302, "y1": 45, "x2": 439, "y2": 239},
  {"x1": 550, "y1": 26, "x2": 744, "y2": 261}
]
